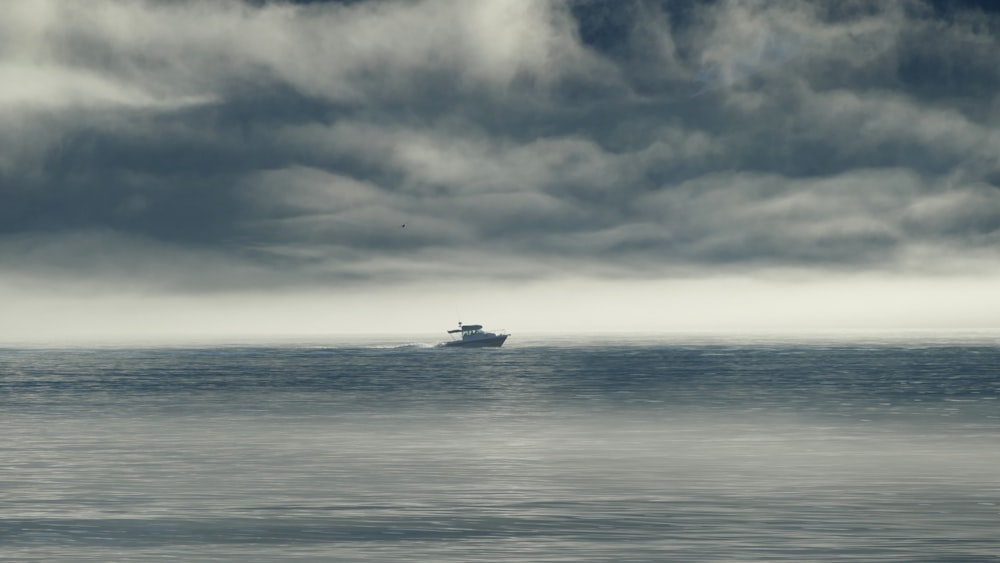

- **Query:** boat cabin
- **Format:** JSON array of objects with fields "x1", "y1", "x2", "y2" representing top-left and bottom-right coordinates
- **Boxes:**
[{"x1": 448, "y1": 324, "x2": 485, "y2": 339}]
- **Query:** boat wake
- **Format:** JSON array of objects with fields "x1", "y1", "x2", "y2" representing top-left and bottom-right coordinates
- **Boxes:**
[{"x1": 367, "y1": 342, "x2": 437, "y2": 350}]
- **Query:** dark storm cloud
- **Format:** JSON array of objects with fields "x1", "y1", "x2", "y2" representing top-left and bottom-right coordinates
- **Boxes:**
[{"x1": 2, "y1": 0, "x2": 999, "y2": 291}]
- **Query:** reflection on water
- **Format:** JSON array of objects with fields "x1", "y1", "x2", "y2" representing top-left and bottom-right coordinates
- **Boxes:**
[{"x1": 1, "y1": 341, "x2": 999, "y2": 561}]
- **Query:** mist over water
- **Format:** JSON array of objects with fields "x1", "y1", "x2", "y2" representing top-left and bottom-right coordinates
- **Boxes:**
[{"x1": 2, "y1": 338, "x2": 999, "y2": 561}]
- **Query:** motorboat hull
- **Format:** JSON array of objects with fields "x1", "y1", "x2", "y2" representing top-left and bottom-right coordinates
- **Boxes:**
[{"x1": 440, "y1": 334, "x2": 508, "y2": 348}]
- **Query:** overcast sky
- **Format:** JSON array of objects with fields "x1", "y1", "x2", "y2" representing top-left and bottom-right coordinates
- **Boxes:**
[{"x1": 2, "y1": 0, "x2": 1000, "y2": 341}]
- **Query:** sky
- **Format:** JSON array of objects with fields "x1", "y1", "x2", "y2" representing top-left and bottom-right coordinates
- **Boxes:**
[{"x1": 2, "y1": 0, "x2": 1000, "y2": 342}]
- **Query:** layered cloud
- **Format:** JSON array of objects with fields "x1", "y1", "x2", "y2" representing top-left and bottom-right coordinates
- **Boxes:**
[{"x1": 2, "y1": 0, "x2": 999, "y2": 293}]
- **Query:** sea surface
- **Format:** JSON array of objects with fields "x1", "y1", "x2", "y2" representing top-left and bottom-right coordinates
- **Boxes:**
[{"x1": 2, "y1": 333, "x2": 1000, "y2": 562}]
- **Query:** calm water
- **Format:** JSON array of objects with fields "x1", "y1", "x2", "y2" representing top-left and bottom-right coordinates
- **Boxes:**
[{"x1": 2, "y1": 335, "x2": 999, "y2": 561}]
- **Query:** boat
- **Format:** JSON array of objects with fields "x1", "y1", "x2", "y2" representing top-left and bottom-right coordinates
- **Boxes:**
[{"x1": 439, "y1": 323, "x2": 509, "y2": 348}]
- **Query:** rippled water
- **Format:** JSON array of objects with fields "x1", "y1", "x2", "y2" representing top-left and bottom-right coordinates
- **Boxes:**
[{"x1": 2, "y1": 337, "x2": 999, "y2": 561}]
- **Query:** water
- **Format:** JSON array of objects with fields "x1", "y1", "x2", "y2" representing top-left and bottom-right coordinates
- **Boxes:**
[{"x1": 2, "y1": 336, "x2": 1000, "y2": 561}]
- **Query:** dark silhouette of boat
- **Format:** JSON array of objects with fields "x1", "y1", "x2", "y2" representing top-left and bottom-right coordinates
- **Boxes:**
[{"x1": 439, "y1": 323, "x2": 509, "y2": 348}]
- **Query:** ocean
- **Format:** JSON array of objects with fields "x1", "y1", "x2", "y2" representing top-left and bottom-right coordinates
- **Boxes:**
[{"x1": 2, "y1": 334, "x2": 999, "y2": 561}]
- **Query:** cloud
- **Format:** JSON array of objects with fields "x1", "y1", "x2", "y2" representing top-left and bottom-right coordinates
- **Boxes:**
[
  {"x1": 691, "y1": 1, "x2": 907, "y2": 94},
  {"x1": 2, "y1": 0, "x2": 1000, "y2": 299}
]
